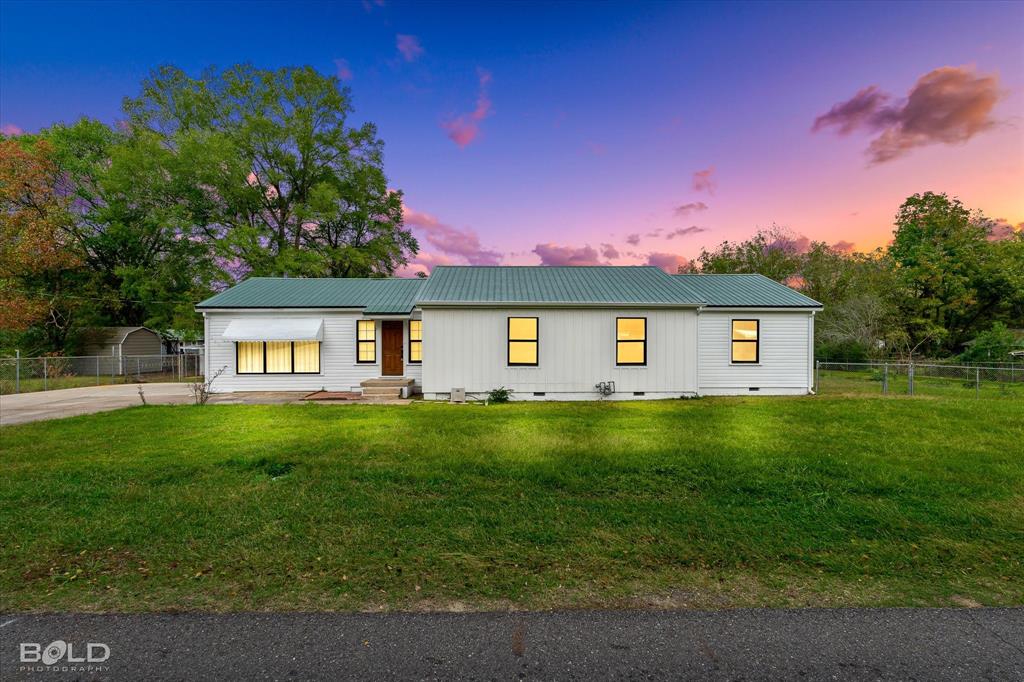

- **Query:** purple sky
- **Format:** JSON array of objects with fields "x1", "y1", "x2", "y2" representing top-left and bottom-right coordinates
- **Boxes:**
[{"x1": 2, "y1": 0, "x2": 1022, "y2": 274}]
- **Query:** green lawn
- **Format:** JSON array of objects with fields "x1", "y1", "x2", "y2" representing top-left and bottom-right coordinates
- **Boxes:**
[{"x1": 1, "y1": 396, "x2": 1022, "y2": 612}]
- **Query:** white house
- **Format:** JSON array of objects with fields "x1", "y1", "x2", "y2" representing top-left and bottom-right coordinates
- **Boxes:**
[{"x1": 196, "y1": 266, "x2": 822, "y2": 400}]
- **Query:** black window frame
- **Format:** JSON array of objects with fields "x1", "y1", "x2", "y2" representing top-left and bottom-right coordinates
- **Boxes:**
[
  {"x1": 730, "y1": 319, "x2": 760, "y2": 364},
  {"x1": 507, "y1": 316, "x2": 539, "y2": 367},
  {"x1": 615, "y1": 316, "x2": 647, "y2": 366},
  {"x1": 235, "y1": 341, "x2": 321, "y2": 375},
  {"x1": 408, "y1": 319, "x2": 422, "y2": 364},
  {"x1": 356, "y1": 320, "x2": 377, "y2": 364}
]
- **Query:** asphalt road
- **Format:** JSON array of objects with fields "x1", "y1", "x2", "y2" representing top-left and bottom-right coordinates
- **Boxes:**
[{"x1": 2, "y1": 609, "x2": 1022, "y2": 680}]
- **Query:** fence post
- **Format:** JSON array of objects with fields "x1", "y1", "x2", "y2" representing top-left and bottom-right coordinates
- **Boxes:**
[
  {"x1": 815, "y1": 360, "x2": 820, "y2": 393},
  {"x1": 14, "y1": 350, "x2": 20, "y2": 394},
  {"x1": 976, "y1": 367, "x2": 980, "y2": 398},
  {"x1": 136, "y1": 357, "x2": 140, "y2": 381},
  {"x1": 883, "y1": 363, "x2": 888, "y2": 395},
  {"x1": 908, "y1": 362, "x2": 914, "y2": 396},
  {"x1": 43, "y1": 356, "x2": 48, "y2": 391}
]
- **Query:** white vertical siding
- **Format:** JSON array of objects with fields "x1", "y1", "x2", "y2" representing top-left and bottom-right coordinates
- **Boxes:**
[
  {"x1": 697, "y1": 310, "x2": 814, "y2": 395},
  {"x1": 421, "y1": 307, "x2": 698, "y2": 400},
  {"x1": 205, "y1": 311, "x2": 421, "y2": 393}
]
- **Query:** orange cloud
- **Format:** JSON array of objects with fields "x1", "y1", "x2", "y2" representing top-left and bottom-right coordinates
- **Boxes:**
[
  {"x1": 813, "y1": 66, "x2": 1002, "y2": 164},
  {"x1": 441, "y1": 68, "x2": 493, "y2": 148}
]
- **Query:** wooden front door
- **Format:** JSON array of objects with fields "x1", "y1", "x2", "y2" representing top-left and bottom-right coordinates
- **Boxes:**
[{"x1": 381, "y1": 321, "x2": 404, "y2": 376}]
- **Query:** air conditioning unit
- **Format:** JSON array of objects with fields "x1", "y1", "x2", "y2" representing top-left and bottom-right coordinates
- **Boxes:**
[{"x1": 450, "y1": 387, "x2": 466, "y2": 403}]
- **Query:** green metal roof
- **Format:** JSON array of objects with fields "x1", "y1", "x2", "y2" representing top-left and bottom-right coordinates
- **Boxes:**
[
  {"x1": 196, "y1": 268, "x2": 821, "y2": 312},
  {"x1": 672, "y1": 273, "x2": 821, "y2": 308},
  {"x1": 196, "y1": 277, "x2": 425, "y2": 314},
  {"x1": 417, "y1": 266, "x2": 703, "y2": 306}
]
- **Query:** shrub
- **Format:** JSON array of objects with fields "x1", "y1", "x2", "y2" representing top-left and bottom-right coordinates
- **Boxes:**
[{"x1": 487, "y1": 386, "x2": 513, "y2": 403}]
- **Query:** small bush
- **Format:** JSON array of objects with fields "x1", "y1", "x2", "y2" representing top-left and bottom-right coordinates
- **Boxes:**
[{"x1": 487, "y1": 386, "x2": 513, "y2": 403}]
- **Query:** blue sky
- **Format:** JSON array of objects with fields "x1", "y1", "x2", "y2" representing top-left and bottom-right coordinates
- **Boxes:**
[{"x1": 3, "y1": 0, "x2": 1022, "y2": 272}]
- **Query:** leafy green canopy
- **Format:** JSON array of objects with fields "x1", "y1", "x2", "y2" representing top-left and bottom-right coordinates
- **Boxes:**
[
  {"x1": 1, "y1": 64, "x2": 418, "y2": 353},
  {"x1": 124, "y1": 64, "x2": 416, "y2": 279},
  {"x1": 687, "y1": 194, "x2": 1023, "y2": 360}
]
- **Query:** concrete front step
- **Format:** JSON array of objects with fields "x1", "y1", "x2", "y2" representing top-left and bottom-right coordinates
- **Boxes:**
[
  {"x1": 360, "y1": 377, "x2": 415, "y2": 388},
  {"x1": 361, "y1": 386, "x2": 404, "y2": 397}
]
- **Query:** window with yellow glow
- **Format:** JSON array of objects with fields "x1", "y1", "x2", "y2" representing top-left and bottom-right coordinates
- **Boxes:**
[
  {"x1": 266, "y1": 341, "x2": 293, "y2": 373},
  {"x1": 616, "y1": 317, "x2": 647, "y2": 365},
  {"x1": 236, "y1": 341, "x2": 320, "y2": 374},
  {"x1": 508, "y1": 317, "x2": 538, "y2": 366},
  {"x1": 293, "y1": 341, "x2": 320, "y2": 373},
  {"x1": 237, "y1": 341, "x2": 264, "y2": 374},
  {"x1": 357, "y1": 320, "x2": 376, "y2": 363},
  {"x1": 408, "y1": 320, "x2": 422, "y2": 363},
  {"x1": 731, "y1": 319, "x2": 759, "y2": 363}
]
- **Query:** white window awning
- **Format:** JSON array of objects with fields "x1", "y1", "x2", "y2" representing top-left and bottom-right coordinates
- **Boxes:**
[{"x1": 222, "y1": 318, "x2": 324, "y2": 342}]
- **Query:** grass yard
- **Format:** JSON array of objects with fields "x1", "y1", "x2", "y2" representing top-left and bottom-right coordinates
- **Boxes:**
[{"x1": 1, "y1": 395, "x2": 1022, "y2": 612}]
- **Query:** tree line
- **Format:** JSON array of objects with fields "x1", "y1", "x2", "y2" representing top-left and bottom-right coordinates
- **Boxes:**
[
  {"x1": 2, "y1": 64, "x2": 1021, "y2": 361},
  {"x1": 682, "y1": 193, "x2": 1024, "y2": 361},
  {"x1": 1, "y1": 64, "x2": 416, "y2": 354}
]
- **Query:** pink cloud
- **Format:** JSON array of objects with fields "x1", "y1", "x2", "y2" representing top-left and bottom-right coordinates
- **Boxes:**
[
  {"x1": 674, "y1": 201, "x2": 708, "y2": 216},
  {"x1": 533, "y1": 243, "x2": 607, "y2": 266},
  {"x1": 585, "y1": 141, "x2": 607, "y2": 156},
  {"x1": 1, "y1": 123, "x2": 24, "y2": 136},
  {"x1": 645, "y1": 252, "x2": 692, "y2": 273},
  {"x1": 441, "y1": 68, "x2": 493, "y2": 148},
  {"x1": 768, "y1": 233, "x2": 811, "y2": 254},
  {"x1": 813, "y1": 66, "x2": 1002, "y2": 163},
  {"x1": 403, "y1": 206, "x2": 502, "y2": 265},
  {"x1": 625, "y1": 233, "x2": 641, "y2": 246},
  {"x1": 396, "y1": 34, "x2": 424, "y2": 62},
  {"x1": 396, "y1": 251, "x2": 455, "y2": 277},
  {"x1": 665, "y1": 226, "x2": 708, "y2": 240},
  {"x1": 831, "y1": 240, "x2": 856, "y2": 254},
  {"x1": 333, "y1": 59, "x2": 353, "y2": 81},
  {"x1": 600, "y1": 243, "x2": 620, "y2": 259},
  {"x1": 692, "y1": 167, "x2": 716, "y2": 194},
  {"x1": 988, "y1": 219, "x2": 1023, "y2": 241}
]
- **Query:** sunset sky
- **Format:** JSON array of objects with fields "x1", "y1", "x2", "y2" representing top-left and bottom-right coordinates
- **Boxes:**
[{"x1": 2, "y1": 0, "x2": 1022, "y2": 274}]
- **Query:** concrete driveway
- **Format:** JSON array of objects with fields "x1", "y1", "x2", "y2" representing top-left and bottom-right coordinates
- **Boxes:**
[
  {"x1": 0, "y1": 383, "x2": 196, "y2": 426},
  {"x1": 0, "y1": 386, "x2": 406, "y2": 426}
]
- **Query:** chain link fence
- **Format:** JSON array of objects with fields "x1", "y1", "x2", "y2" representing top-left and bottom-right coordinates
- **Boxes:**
[
  {"x1": 0, "y1": 353, "x2": 204, "y2": 395},
  {"x1": 816, "y1": 361, "x2": 1023, "y2": 399}
]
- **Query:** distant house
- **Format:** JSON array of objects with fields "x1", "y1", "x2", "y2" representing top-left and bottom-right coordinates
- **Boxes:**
[
  {"x1": 162, "y1": 329, "x2": 205, "y2": 355},
  {"x1": 196, "y1": 266, "x2": 822, "y2": 400}
]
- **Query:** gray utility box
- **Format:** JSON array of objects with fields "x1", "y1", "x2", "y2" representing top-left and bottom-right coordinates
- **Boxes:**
[{"x1": 450, "y1": 388, "x2": 466, "y2": 403}]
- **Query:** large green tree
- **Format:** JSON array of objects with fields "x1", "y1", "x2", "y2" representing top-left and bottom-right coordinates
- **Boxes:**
[
  {"x1": 889, "y1": 192, "x2": 1023, "y2": 354},
  {"x1": 42, "y1": 119, "x2": 218, "y2": 334},
  {"x1": 123, "y1": 64, "x2": 417, "y2": 278}
]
